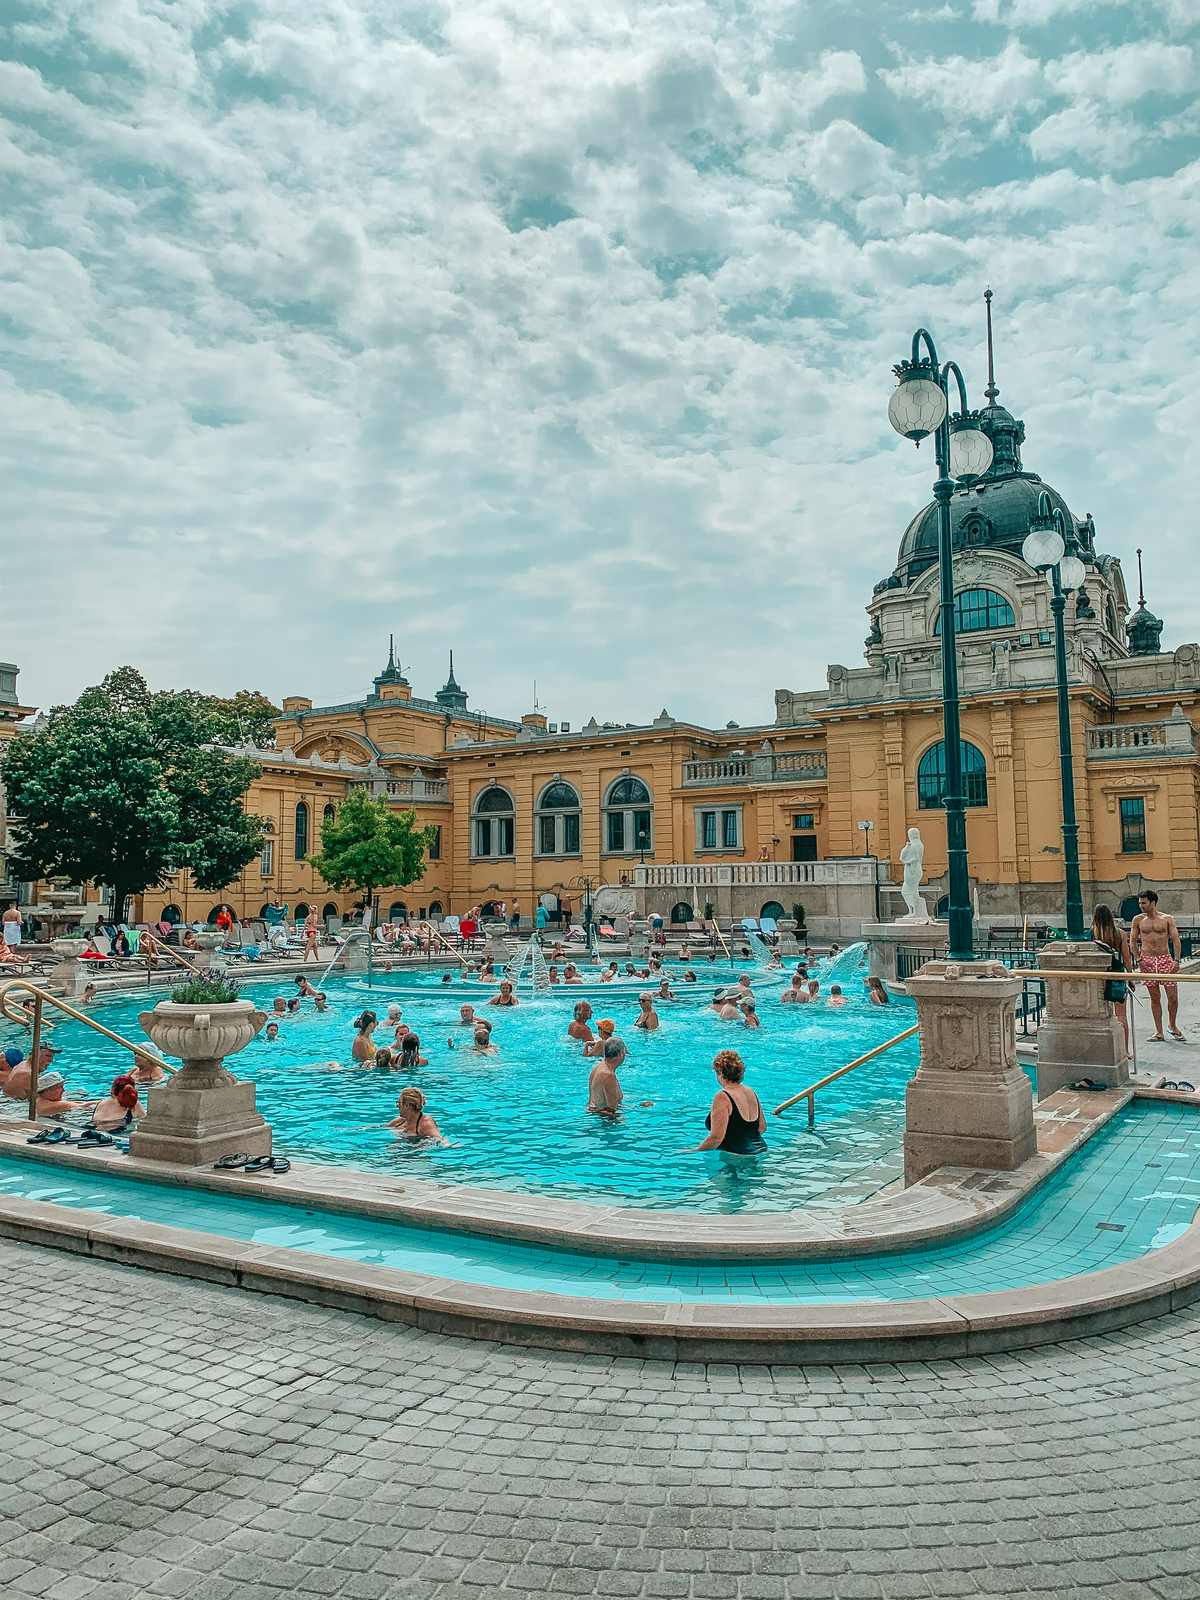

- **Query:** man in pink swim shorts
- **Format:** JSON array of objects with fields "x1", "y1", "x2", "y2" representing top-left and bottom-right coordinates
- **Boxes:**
[{"x1": 1131, "y1": 889, "x2": 1185, "y2": 1042}]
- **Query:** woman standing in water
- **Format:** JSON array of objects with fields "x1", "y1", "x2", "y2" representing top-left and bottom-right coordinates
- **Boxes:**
[
  {"x1": 693, "y1": 1050, "x2": 766, "y2": 1155},
  {"x1": 351, "y1": 1011, "x2": 378, "y2": 1063}
]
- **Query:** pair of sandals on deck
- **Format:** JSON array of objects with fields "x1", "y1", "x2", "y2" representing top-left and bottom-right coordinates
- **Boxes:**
[
  {"x1": 212, "y1": 1152, "x2": 291, "y2": 1175},
  {"x1": 1149, "y1": 1029, "x2": 1187, "y2": 1043},
  {"x1": 26, "y1": 1126, "x2": 128, "y2": 1151}
]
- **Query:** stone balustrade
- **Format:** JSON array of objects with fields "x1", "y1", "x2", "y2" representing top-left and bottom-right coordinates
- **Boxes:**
[
  {"x1": 681, "y1": 746, "x2": 827, "y2": 786},
  {"x1": 1086, "y1": 707, "x2": 1195, "y2": 760},
  {"x1": 633, "y1": 859, "x2": 883, "y2": 889}
]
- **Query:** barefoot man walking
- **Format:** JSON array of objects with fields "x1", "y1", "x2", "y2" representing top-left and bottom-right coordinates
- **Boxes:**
[{"x1": 1131, "y1": 889, "x2": 1185, "y2": 1042}]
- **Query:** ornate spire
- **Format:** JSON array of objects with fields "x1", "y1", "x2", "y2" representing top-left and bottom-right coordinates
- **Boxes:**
[
  {"x1": 984, "y1": 287, "x2": 998, "y2": 404},
  {"x1": 1126, "y1": 546, "x2": 1164, "y2": 657},
  {"x1": 975, "y1": 287, "x2": 1025, "y2": 477},
  {"x1": 373, "y1": 632, "x2": 408, "y2": 692},
  {"x1": 435, "y1": 648, "x2": 469, "y2": 711}
]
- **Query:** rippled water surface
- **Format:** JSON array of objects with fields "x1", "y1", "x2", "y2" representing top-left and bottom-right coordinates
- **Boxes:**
[{"x1": 0, "y1": 954, "x2": 925, "y2": 1211}]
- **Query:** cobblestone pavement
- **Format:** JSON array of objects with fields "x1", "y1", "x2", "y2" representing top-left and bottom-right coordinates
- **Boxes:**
[{"x1": 1, "y1": 1242, "x2": 1198, "y2": 1600}]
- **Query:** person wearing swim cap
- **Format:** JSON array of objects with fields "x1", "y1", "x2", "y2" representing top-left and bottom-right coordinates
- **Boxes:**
[{"x1": 583, "y1": 1018, "x2": 616, "y2": 1058}]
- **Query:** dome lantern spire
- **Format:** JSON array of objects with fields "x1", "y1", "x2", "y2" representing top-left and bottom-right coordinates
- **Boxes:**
[
  {"x1": 1126, "y1": 546, "x2": 1164, "y2": 657},
  {"x1": 435, "y1": 648, "x2": 469, "y2": 712},
  {"x1": 984, "y1": 287, "x2": 999, "y2": 404}
]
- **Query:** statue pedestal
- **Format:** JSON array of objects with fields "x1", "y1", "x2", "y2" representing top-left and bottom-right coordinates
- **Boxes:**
[
  {"x1": 903, "y1": 960, "x2": 1036, "y2": 1185},
  {"x1": 341, "y1": 938, "x2": 370, "y2": 973},
  {"x1": 862, "y1": 921, "x2": 947, "y2": 983},
  {"x1": 1034, "y1": 942, "x2": 1128, "y2": 1098}
]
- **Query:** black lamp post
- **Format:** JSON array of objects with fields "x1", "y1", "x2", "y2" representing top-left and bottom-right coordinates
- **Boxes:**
[
  {"x1": 637, "y1": 829, "x2": 648, "y2": 866},
  {"x1": 888, "y1": 330, "x2": 994, "y2": 963},
  {"x1": 1022, "y1": 492, "x2": 1087, "y2": 939},
  {"x1": 567, "y1": 873, "x2": 596, "y2": 941}
]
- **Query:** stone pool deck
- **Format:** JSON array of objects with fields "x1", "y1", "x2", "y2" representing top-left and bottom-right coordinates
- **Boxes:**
[{"x1": 0, "y1": 1086, "x2": 1198, "y2": 1363}]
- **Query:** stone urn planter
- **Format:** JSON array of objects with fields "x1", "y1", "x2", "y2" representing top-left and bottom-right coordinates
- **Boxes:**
[
  {"x1": 47, "y1": 937, "x2": 89, "y2": 998},
  {"x1": 50, "y1": 937, "x2": 88, "y2": 960},
  {"x1": 129, "y1": 998, "x2": 271, "y2": 1166}
]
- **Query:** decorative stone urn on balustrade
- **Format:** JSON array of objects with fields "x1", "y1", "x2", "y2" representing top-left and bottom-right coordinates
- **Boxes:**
[{"x1": 128, "y1": 999, "x2": 270, "y2": 1166}]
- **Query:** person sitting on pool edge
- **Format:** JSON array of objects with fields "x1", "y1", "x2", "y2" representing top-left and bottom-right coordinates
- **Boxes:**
[
  {"x1": 583, "y1": 1018, "x2": 616, "y2": 1058},
  {"x1": 568, "y1": 1001, "x2": 594, "y2": 1043},
  {"x1": 389, "y1": 1086, "x2": 445, "y2": 1143},
  {"x1": 489, "y1": 980, "x2": 519, "y2": 1007},
  {"x1": 587, "y1": 1036, "x2": 626, "y2": 1117},
  {"x1": 693, "y1": 1050, "x2": 766, "y2": 1156}
]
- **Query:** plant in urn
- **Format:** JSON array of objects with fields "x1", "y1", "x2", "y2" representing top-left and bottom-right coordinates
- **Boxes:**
[{"x1": 131, "y1": 972, "x2": 272, "y2": 1165}]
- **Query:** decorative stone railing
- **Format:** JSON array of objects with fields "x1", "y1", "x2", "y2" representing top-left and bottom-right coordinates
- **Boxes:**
[
  {"x1": 385, "y1": 779, "x2": 450, "y2": 802},
  {"x1": 1086, "y1": 710, "x2": 1195, "y2": 760},
  {"x1": 681, "y1": 749, "x2": 827, "y2": 786},
  {"x1": 633, "y1": 860, "x2": 883, "y2": 889}
]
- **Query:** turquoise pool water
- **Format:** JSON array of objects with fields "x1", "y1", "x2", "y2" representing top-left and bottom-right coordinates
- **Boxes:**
[
  {"x1": 0, "y1": 1102, "x2": 1195, "y2": 1303},
  {"x1": 0, "y1": 962, "x2": 922, "y2": 1213}
]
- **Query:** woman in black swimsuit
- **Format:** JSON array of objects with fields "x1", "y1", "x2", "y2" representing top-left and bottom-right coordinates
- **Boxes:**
[{"x1": 693, "y1": 1049, "x2": 767, "y2": 1155}]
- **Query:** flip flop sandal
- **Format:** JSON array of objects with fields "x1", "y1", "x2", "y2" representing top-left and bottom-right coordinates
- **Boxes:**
[
  {"x1": 77, "y1": 1130, "x2": 115, "y2": 1147},
  {"x1": 242, "y1": 1154, "x2": 290, "y2": 1175},
  {"x1": 26, "y1": 1127, "x2": 68, "y2": 1145},
  {"x1": 1176, "y1": 1082, "x2": 1195, "y2": 1093},
  {"x1": 212, "y1": 1152, "x2": 251, "y2": 1170},
  {"x1": 1069, "y1": 1079, "x2": 1109, "y2": 1092}
]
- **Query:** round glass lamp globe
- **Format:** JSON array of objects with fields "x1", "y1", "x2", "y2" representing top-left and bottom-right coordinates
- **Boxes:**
[
  {"x1": 888, "y1": 378, "x2": 947, "y2": 442},
  {"x1": 948, "y1": 426, "x2": 993, "y2": 482},
  {"x1": 1058, "y1": 554, "x2": 1087, "y2": 593},
  {"x1": 1023, "y1": 526, "x2": 1065, "y2": 569}
]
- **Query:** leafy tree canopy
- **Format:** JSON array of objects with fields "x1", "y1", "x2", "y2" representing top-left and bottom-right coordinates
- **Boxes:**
[
  {"x1": 307, "y1": 788, "x2": 434, "y2": 901},
  {"x1": 1, "y1": 667, "x2": 275, "y2": 915}
]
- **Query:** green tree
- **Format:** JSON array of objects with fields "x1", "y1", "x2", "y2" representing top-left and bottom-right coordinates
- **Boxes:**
[
  {"x1": 0, "y1": 667, "x2": 276, "y2": 919},
  {"x1": 307, "y1": 788, "x2": 434, "y2": 911}
]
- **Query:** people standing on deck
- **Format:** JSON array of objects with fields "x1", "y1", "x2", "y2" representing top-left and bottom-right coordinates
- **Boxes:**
[
  {"x1": 692, "y1": 1050, "x2": 766, "y2": 1155},
  {"x1": 1131, "y1": 889, "x2": 1185, "y2": 1042},
  {"x1": 302, "y1": 909, "x2": 320, "y2": 964},
  {"x1": 1093, "y1": 904, "x2": 1132, "y2": 1053}
]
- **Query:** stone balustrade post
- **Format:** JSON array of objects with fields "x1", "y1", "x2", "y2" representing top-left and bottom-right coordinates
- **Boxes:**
[
  {"x1": 1033, "y1": 941, "x2": 1127, "y2": 1097},
  {"x1": 903, "y1": 959, "x2": 1036, "y2": 1185}
]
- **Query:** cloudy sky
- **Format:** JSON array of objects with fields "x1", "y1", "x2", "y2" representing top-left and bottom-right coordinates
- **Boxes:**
[{"x1": 2, "y1": 0, "x2": 1197, "y2": 730}]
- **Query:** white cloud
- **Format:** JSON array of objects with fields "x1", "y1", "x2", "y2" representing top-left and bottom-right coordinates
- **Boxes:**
[
  {"x1": 1055, "y1": 41, "x2": 1197, "y2": 106},
  {"x1": 1028, "y1": 104, "x2": 1144, "y2": 169},
  {"x1": 879, "y1": 40, "x2": 1045, "y2": 125}
]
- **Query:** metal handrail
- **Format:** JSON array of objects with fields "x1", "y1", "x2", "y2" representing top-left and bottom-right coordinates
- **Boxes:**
[
  {"x1": 773, "y1": 1023, "x2": 920, "y2": 1126},
  {"x1": 419, "y1": 922, "x2": 471, "y2": 968},
  {"x1": 1012, "y1": 968, "x2": 1199, "y2": 981},
  {"x1": 140, "y1": 930, "x2": 203, "y2": 976},
  {"x1": 0, "y1": 978, "x2": 176, "y2": 1121},
  {"x1": 708, "y1": 918, "x2": 734, "y2": 966}
]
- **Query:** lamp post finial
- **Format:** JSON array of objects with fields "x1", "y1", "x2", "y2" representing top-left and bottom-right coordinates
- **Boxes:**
[
  {"x1": 1136, "y1": 547, "x2": 1146, "y2": 609},
  {"x1": 984, "y1": 287, "x2": 998, "y2": 404}
]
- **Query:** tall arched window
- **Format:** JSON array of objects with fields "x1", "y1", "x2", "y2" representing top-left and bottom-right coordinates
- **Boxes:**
[
  {"x1": 322, "y1": 803, "x2": 336, "y2": 825},
  {"x1": 917, "y1": 741, "x2": 989, "y2": 809},
  {"x1": 294, "y1": 801, "x2": 309, "y2": 858},
  {"x1": 472, "y1": 785, "x2": 515, "y2": 858},
  {"x1": 604, "y1": 776, "x2": 653, "y2": 854},
  {"x1": 536, "y1": 781, "x2": 581, "y2": 856},
  {"x1": 933, "y1": 588, "x2": 1015, "y2": 635},
  {"x1": 388, "y1": 901, "x2": 409, "y2": 923}
]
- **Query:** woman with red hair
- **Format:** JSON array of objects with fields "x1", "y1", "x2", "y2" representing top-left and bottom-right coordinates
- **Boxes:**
[{"x1": 89, "y1": 1073, "x2": 145, "y2": 1134}]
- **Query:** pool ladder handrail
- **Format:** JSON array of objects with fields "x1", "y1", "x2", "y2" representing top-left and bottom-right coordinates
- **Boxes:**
[
  {"x1": 773, "y1": 1023, "x2": 920, "y2": 1127},
  {"x1": 139, "y1": 930, "x2": 205, "y2": 977},
  {"x1": 0, "y1": 977, "x2": 176, "y2": 1122},
  {"x1": 419, "y1": 922, "x2": 471, "y2": 968},
  {"x1": 708, "y1": 918, "x2": 735, "y2": 966}
]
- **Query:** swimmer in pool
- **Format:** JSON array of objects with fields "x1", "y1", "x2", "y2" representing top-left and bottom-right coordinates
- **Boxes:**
[
  {"x1": 568, "y1": 1001, "x2": 594, "y2": 1043},
  {"x1": 740, "y1": 997, "x2": 761, "y2": 1029},
  {"x1": 388, "y1": 1086, "x2": 445, "y2": 1143},
  {"x1": 827, "y1": 984, "x2": 848, "y2": 1009},
  {"x1": 634, "y1": 993, "x2": 660, "y2": 1032},
  {"x1": 471, "y1": 1024, "x2": 499, "y2": 1056},
  {"x1": 489, "y1": 981, "x2": 519, "y2": 1007},
  {"x1": 780, "y1": 974, "x2": 807, "y2": 1005},
  {"x1": 584, "y1": 1018, "x2": 616, "y2": 1059}
]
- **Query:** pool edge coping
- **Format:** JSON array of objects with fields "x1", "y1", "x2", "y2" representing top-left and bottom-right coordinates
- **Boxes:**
[{"x1": 0, "y1": 1085, "x2": 1135, "y2": 1262}]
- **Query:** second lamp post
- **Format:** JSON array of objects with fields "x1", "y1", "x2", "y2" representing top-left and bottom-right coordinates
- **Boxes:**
[
  {"x1": 1022, "y1": 491, "x2": 1087, "y2": 939},
  {"x1": 888, "y1": 329, "x2": 994, "y2": 962}
]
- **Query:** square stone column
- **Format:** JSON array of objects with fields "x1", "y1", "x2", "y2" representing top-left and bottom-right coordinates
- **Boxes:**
[
  {"x1": 862, "y1": 922, "x2": 947, "y2": 983},
  {"x1": 904, "y1": 959, "x2": 1036, "y2": 1185},
  {"x1": 1034, "y1": 941, "x2": 1127, "y2": 1098}
]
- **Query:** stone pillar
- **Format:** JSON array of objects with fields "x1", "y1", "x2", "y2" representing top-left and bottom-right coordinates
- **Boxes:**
[
  {"x1": 1034, "y1": 941, "x2": 1127, "y2": 1098},
  {"x1": 341, "y1": 935, "x2": 370, "y2": 973},
  {"x1": 904, "y1": 960, "x2": 1036, "y2": 1185},
  {"x1": 861, "y1": 921, "x2": 947, "y2": 983}
]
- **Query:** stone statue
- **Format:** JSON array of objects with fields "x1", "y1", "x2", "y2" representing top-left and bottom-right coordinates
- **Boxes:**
[{"x1": 897, "y1": 827, "x2": 931, "y2": 924}]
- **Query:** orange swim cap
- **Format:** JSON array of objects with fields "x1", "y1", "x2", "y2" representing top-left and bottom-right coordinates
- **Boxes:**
[{"x1": 597, "y1": 1019, "x2": 616, "y2": 1036}]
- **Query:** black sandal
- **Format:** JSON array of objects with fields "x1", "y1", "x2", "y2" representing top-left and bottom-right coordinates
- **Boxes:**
[{"x1": 212, "y1": 1152, "x2": 251, "y2": 1170}]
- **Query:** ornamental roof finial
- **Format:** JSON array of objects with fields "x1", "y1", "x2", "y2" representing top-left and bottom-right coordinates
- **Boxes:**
[
  {"x1": 1136, "y1": 546, "x2": 1146, "y2": 609},
  {"x1": 984, "y1": 287, "x2": 999, "y2": 404}
]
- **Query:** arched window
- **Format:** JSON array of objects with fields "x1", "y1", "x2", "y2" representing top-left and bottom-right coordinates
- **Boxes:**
[
  {"x1": 917, "y1": 740, "x2": 989, "y2": 809},
  {"x1": 472, "y1": 786, "x2": 514, "y2": 858},
  {"x1": 428, "y1": 900, "x2": 443, "y2": 918},
  {"x1": 321, "y1": 901, "x2": 339, "y2": 921},
  {"x1": 604, "y1": 776, "x2": 653, "y2": 855},
  {"x1": 388, "y1": 901, "x2": 409, "y2": 922},
  {"x1": 934, "y1": 588, "x2": 1015, "y2": 635},
  {"x1": 322, "y1": 803, "x2": 336, "y2": 825},
  {"x1": 760, "y1": 900, "x2": 786, "y2": 922},
  {"x1": 536, "y1": 780, "x2": 581, "y2": 856},
  {"x1": 294, "y1": 901, "x2": 311, "y2": 919},
  {"x1": 1106, "y1": 597, "x2": 1118, "y2": 636},
  {"x1": 161, "y1": 903, "x2": 182, "y2": 926},
  {"x1": 670, "y1": 901, "x2": 694, "y2": 924},
  {"x1": 206, "y1": 905, "x2": 224, "y2": 924},
  {"x1": 294, "y1": 801, "x2": 309, "y2": 859}
]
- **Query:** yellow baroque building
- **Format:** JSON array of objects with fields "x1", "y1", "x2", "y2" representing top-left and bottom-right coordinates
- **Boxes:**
[{"x1": 6, "y1": 375, "x2": 1199, "y2": 941}]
